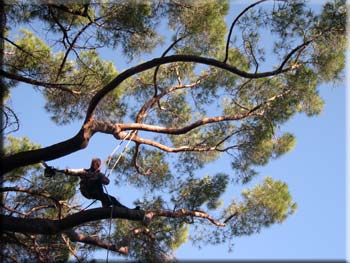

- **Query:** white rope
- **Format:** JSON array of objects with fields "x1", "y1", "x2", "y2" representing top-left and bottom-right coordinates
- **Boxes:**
[
  {"x1": 104, "y1": 130, "x2": 133, "y2": 169},
  {"x1": 104, "y1": 130, "x2": 136, "y2": 263},
  {"x1": 105, "y1": 131, "x2": 136, "y2": 178}
]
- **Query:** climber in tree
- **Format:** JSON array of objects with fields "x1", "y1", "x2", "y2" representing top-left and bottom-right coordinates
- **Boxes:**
[{"x1": 44, "y1": 158, "x2": 138, "y2": 209}]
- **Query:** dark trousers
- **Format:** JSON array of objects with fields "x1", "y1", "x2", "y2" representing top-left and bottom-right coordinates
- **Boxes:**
[{"x1": 97, "y1": 192, "x2": 128, "y2": 208}]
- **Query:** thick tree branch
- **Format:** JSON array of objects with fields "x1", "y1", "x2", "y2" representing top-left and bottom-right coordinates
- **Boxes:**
[
  {"x1": 2, "y1": 43, "x2": 303, "y2": 175},
  {"x1": 1, "y1": 207, "x2": 145, "y2": 235},
  {"x1": 84, "y1": 53, "x2": 299, "y2": 123},
  {"x1": 1, "y1": 122, "x2": 93, "y2": 175},
  {"x1": 121, "y1": 113, "x2": 250, "y2": 135}
]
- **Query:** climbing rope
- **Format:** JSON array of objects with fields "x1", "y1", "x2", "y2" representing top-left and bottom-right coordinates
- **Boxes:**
[
  {"x1": 103, "y1": 130, "x2": 136, "y2": 263},
  {"x1": 104, "y1": 130, "x2": 133, "y2": 169},
  {"x1": 104, "y1": 130, "x2": 136, "y2": 178},
  {"x1": 82, "y1": 130, "x2": 136, "y2": 214}
]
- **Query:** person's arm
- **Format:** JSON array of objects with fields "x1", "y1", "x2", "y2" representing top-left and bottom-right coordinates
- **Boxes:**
[
  {"x1": 100, "y1": 173, "x2": 110, "y2": 185},
  {"x1": 62, "y1": 168, "x2": 86, "y2": 176},
  {"x1": 42, "y1": 161, "x2": 86, "y2": 178}
]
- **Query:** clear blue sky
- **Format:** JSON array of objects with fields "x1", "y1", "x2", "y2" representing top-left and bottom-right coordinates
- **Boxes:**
[{"x1": 6, "y1": 1, "x2": 348, "y2": 261}]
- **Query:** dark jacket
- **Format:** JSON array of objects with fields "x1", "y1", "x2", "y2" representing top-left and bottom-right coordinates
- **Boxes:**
[{"x1": 63, "y1": 168, "x2": 110, "y2": 199}]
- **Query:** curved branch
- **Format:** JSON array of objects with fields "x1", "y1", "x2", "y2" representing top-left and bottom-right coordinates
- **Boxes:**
[
  {"x1": 153, "y1": 35, "x2": 187, "y2": 99},
  {"x1": 122, "y1": 113, "x2": 251, "y2": 135},
  {"x1": 3, "y1": 43, "x2": 305, "y2": 174},
  {"x1": 1, "y1": 104, "x2": 20, "y2": 134},
  {"x1": 1, "y1": 207, "x2": 145, "y2": 235},
  {"x1": 55, "y1": 20, "x2": 95, "y2": 80},
  {"x1": 84, "y1": 53, "x2": 296, "y2": 123},
  {"x1": 1, "y1": 123, "x2": 92, "y2": 175},
  {"x1": 0, "y1": 186, "x2": 59, "y2": 202},
  {"x1": 136, "y1": 75, "x2": 205, "y2": 123}
]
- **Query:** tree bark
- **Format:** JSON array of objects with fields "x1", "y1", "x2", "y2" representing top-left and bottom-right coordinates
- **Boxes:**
[{"x1": 1, "y1": 207, "x2": 145, "y2": 235}]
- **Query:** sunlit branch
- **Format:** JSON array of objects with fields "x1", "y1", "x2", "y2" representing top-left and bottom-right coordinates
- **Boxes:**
[
  {"x1": 84, "y1": 53, "x2": 298, "y2": 123},
  {"x1": 147, "y1": 208, "x2": 225, "y2": 227},
  {"x1": 136, "y1": 75, "x2": 206, "y2": 123},
  {"x1": 64, "y1": 230, "x2": 128, "y2": 255},
  {"x1": 1, "y1": 204, "x2": 54, "y2": 217},
  {"x1": 122, "y1": 113, "x2": 251, "y2": 135},
  {"x1": 61, "y1": 234, "x2": 82, "y2": 263}
]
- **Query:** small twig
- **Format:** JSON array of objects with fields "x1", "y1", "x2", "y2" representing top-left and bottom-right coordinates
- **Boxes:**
[{"x1": 61, "y1": 234, "x2": 82, "y2": 263}]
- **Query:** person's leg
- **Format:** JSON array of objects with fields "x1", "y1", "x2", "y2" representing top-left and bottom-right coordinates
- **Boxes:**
[
  {"x1": 92, "y1": 191, "x2": 140, "y2": 209},
  {"x1": 106, "y1": 194, "x2": 129, "y2": 208},
  {"x1": 103, "y1": 194, "x2": 141, "y2": 209},
  {"x1": 95, "y1": 191, "x2": 128, "y2": 208}
]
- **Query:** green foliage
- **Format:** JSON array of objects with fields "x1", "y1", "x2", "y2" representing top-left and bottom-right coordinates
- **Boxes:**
[
  {"x1": 311, "y1": 1, "x2": 346, "y2": 82},
  {"x1": 272, "y1": 133, "x2": 296, "y2": 158},
  {"x1": 224, "y1": 177, "x2": 297, "y2": 236},
  {"x1": 98, "y1": 1, "x2": 162, "y2": 58},
  {"x1": 4, "y1": 136, "x2": 41, "y2": 155},
  {"x1": 114, "y1": 147, "x2": 172, "y2": 190},
  {"x1": 9, "y1": 29, "x2": 51, "y2": 73},
  {"x1": 168, "y1": 0, "x2": 229, "y2": 55},
  {"x1": 3, "y1": 136, "x2": 42, "y2": 182},
  {"x1": 43, "y1": 49, "x2": 123, "y2": 124},
  {"x1": 2, "y1": 136, "x2": 82, "y2": 262},
  {"x1": 2, "y1": 0, "x2": 346, "y2": 261},
  {"x1": 172, "y1": 173, "x2": 229, "y2": 210}
]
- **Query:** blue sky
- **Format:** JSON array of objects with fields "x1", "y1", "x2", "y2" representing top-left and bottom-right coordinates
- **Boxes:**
[
  {"x1": 10, "y1": 73, "x2": 346, "y2": 261},
  {"x1": 6, "y1": 1, "x2": 348, "y2": 261}
]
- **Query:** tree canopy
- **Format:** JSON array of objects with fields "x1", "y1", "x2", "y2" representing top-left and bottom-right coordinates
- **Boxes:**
[{"x1": 1, "y1": 0, "x2": 346, "y2": 262}]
